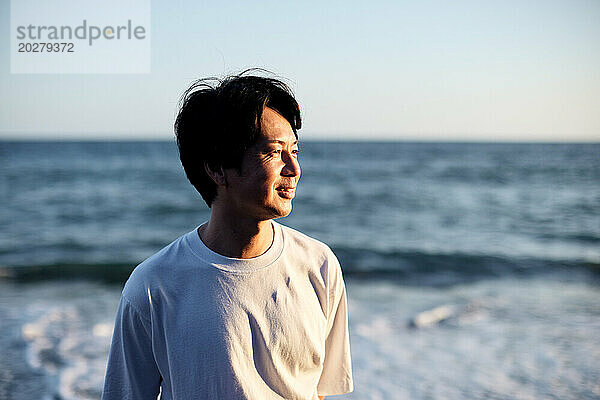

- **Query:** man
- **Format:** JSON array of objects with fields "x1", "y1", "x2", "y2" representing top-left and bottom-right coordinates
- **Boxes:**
[{"x1": 102, "y1": 71, "x2": 353, "y2": 400}]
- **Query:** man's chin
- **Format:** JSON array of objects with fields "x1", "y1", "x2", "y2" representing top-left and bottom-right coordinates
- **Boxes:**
[{"x1": 268, "y1": 203, "x2": 293, "y2": 219}]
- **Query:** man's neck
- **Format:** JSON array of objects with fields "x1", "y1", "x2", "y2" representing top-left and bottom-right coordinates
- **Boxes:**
[{"x1": 198, "y1": 210, "x2": 274, "y2": 259}]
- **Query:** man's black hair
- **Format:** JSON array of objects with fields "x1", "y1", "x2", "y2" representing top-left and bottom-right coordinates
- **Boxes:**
[{"x1": 174, "y1": 69, "x2": 302, "y2": 207}]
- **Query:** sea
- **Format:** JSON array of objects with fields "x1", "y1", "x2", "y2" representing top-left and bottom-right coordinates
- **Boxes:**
[{"x1": 0, "y1": 141, "x2": 599, "y2": 400}]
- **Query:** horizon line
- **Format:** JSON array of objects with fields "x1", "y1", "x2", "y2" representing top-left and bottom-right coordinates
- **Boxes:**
[{"x1": 0, "y1": 137, "x2": 598, "y2": 145}]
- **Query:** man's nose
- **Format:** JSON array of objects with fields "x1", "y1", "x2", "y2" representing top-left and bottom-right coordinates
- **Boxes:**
[{"x1": 281, "y1": 151, "x2": 301, "y2": 177}]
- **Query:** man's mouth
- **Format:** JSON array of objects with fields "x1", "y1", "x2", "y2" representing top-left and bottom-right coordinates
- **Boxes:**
[{"x1": 276, "y1": 186, "x2": 296, "y2": 199}]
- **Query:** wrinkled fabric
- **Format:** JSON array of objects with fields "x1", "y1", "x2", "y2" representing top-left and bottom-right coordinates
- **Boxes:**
[{"x1": 102, "y1": 221, "x2": 353, "y2": 400}]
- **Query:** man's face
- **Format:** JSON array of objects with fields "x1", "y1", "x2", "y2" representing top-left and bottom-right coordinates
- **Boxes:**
[{"x1": 223, "y1": 107, "x2": 301, "y2": 221}]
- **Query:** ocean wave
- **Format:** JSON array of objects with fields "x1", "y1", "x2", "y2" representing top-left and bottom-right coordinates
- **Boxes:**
[
  {"x1": 1, "y1": 249, "x2": 598, "y2": 286},
  {"x1": 334, "y1": 247, "x2": 600, "y2": 283},
  {"x1": 0, "y1": 263, "x2": 134, "y2": 284}
]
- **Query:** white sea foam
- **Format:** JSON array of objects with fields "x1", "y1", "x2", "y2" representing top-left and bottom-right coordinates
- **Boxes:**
[
  {"x1": 3, "y1": 275, "x2": 600, "y2": 400},
  {"x1": 335, "y1": 277, "x2": 600, "y2": 400},
  {"x1": 7, "y1": 282, "x2": 119, "y2": 400}
]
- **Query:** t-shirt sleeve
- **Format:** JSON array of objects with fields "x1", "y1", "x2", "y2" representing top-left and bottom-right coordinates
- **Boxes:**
[
  {"x1": 102, "y1": 295, "x2": 161, "y2": 400},
  {"x1": 317, "y1": 251, "x2": 354, "y2": 396}
]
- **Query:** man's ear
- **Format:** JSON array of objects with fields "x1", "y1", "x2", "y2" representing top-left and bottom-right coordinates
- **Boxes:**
[{"x1": 204, "y1": 162, "x2": 227, "y2": 187}]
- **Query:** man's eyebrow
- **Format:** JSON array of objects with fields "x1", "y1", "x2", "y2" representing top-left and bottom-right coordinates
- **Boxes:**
[{"x1": 265, "y1": 139, "x2": 299, "y2": 145}]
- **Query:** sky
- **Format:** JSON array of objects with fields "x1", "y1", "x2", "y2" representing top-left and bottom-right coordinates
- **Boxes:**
[{"x1": 1, "y1": 0, "x2": 599, "y2": 141}]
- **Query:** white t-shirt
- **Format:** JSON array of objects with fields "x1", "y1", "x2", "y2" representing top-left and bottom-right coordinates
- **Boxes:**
[{"x1": 102, "y1": 221, "x2": 353, "y2": 400}]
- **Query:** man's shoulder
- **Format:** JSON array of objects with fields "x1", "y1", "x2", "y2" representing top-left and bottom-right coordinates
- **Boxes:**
[
  {"x1": 122, "y1": 229, "x2": 194, "y2": 300},
  {"x1": 277, "y1": 222, "x2": 338, "y2": 265},
  {"x1": 278, "y1": 222, "x2": 330, "y2": 250},
  {"x1": 277, "y1": 222, "x2": 345, "y2": 297}
]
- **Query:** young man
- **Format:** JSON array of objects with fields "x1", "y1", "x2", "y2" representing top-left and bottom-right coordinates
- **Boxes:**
[{"x1": 102, "y1": 72, "x2": 353, "y2": 400}]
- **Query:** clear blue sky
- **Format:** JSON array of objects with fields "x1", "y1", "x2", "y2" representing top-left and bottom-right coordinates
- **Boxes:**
[{"x1": 1, "y1": 0, "x2": 599, "y2": 141}]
